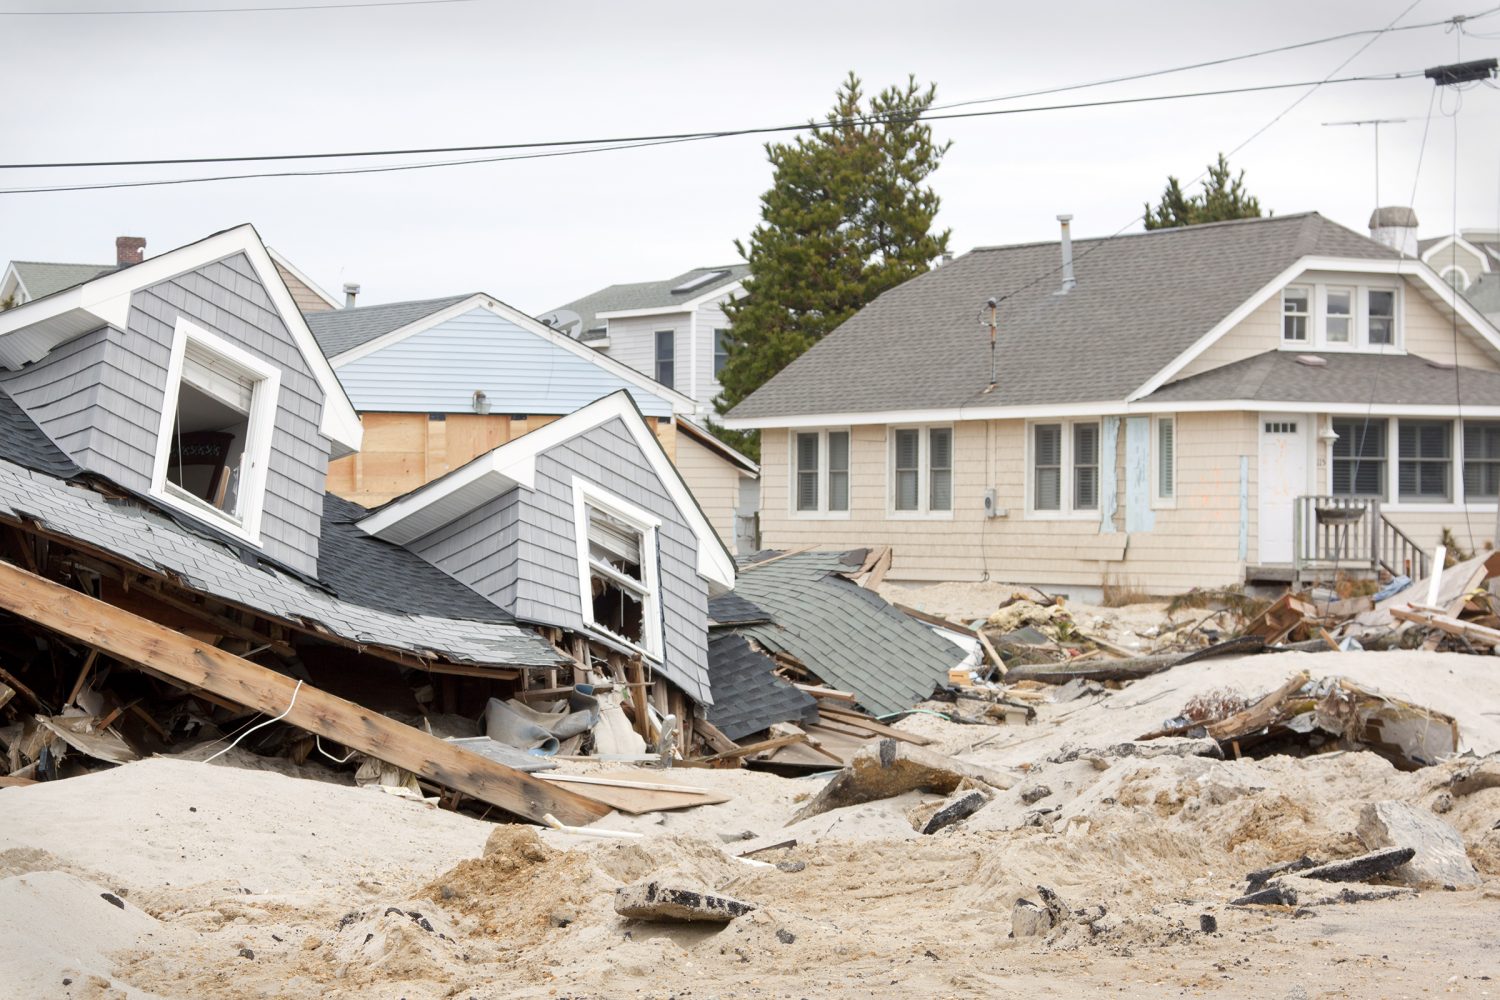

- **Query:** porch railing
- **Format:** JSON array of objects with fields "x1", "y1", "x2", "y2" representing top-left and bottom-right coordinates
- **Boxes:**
[{"x1": 1292, "y1": 495, "x2": 1431, "y2": 584}]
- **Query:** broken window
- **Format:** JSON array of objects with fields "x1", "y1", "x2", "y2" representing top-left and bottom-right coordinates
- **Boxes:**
[
  {"x1": 151, "y1": 319, "x2": 279, "y2": 541},
  {"x1": 575, "y1": 485, "x2": 661, "y2": 658}
]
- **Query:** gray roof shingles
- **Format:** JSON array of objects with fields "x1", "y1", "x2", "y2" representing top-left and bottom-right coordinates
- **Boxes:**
[
  {"x1": 707, "y1": 590, "x2": 770, "y2": 626},
  {"x1": 305, "y1": 294, "x2": 474, "y2": 357},
  {"x1": 1142, "y1": 350, "x2": 1500, "y2": 406},
  {"x1": 705, "y1": 631, "x2": 818, "y2": 742},
  {"x1": 548, "y1": 265, "x2": 748, "y2": 338},
  {"x1": 728, "y1": 550, "x2": 964, "y2": 717},
  {"x1": 0, "y1": 385, "x2": 79, "y2": 479},
  {"x1": 728, "y1": 213, "x2": 1399, "y2": 420},
  {"x1": 10, "y1": 261, "x2": 118, "y2": 300}
]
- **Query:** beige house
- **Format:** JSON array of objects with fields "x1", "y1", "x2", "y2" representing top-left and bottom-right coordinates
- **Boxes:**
[{"x1": 723, "y1": 212, "x2": 1500, "y2": 595}]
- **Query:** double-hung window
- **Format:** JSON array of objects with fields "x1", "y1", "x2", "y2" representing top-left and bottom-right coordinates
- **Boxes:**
[
  {"x1": 573, "y1": 482, "x2": 662, "y2": 659},
  {"x1": 150, "y1": 317, "x2": 281, "y2": 543},
  {"x1": 793, "y1": 429, "x2": 849, "y2": 515},
  {"x1": 1153, "y1": 416, "x2": 1176, "y2": 506},
  {"x1": 654, "y1": 330, "x2": 675, "y2": 388},
  {"x1": 1324, "y1": 287, "x2": 1353, "y2": 344},
  {"x1": 1397, "y1": 421, "x2": 1452, "y2": 502},
  {"x1": 1331, "y1": 418, "x2": 1387, "y2": 497},
  {"x1": 1463, "y1": 421, "x2": 1500, "y2": 500},
  {"x1": 1367, "y1": 290, "x2": 1396, "y2": 346},
  {"x1": 1282, "y1": 286, "x2": 1310, "y2": 342},
  {"x1": 1030, "y1": 420, "x2": 1100, "y2": 516},
  {"x1": 890, "y1": 426, "x2": 953, "y2": 515},
  {"x1": 713, "y1": 329, "x2": 730, "y2": 378}
]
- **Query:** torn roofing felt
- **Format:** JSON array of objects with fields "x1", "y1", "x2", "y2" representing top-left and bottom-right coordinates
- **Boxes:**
[
  {"x1": 705, "y1": 631, "x2": 818, "y2": 742},
  {"x1": 0, "y1": 455, "x2": 564, "y2": 668},
  {"x1": 727, "y1": 550, "x2": 965, "y2": 717}
]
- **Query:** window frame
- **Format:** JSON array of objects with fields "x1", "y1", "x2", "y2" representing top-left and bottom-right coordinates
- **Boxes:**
[
  {"x1": 885, "y1": 424, "x2": 955, "y2": 519},
  {"x1": 149, "y1": 316, "x2": 281, "y2": 545},
  {"x1": 654, "y1": 329, "x2": 675, "y2": 388},
  {"x1": 788, "y1": 427, "x2": 851, "y2": 519},
  {"x1": 1151, "y1": 415, "x2": 1177, "y2": 509},
  {"x1": 1281, "y1": 285, "x2": 1310, "y2": 343},
  {"x1": 1279, "y1": 279, "x2": 1402, "y2": 352},
  {"x1": 1397, "y1": 419, "x2": 1452, "y2": 503},
  {"x1": 1025, "y1": 418, "x2": 1102, "y2": 520},
  {"x1": 571, "y1": 479, "x2": 664, "y2": 661},
  {"x1": 712, "y1": 328, "x2": 730, "y2": 379},
  {"x1": 1321, "y1": 418, "x2": 1499, "y2": 512},
  {"x1": 1462, "y1": 420, "x2": 1500, "y2": 502}
]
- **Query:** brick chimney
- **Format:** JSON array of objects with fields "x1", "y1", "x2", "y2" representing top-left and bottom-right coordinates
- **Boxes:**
[{"x1": 116, "y1": 236, "x2": 146, "y2": 267}]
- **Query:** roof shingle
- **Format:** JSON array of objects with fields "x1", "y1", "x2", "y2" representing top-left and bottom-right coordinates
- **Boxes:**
[
  {"x1": 1144, "y1": 350, "x2": 1500, "y2": 406},
  {"x1": 547, "y1": 265, "x2": 748, "y2": 338},
  {"x1": 305, "y1": 294, "x2": 474, "y2": 357}
]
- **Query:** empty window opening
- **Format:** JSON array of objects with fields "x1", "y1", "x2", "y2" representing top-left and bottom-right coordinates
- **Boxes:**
[{"x1": 586, "y1": 504, "x2": 649, "y2": 647}]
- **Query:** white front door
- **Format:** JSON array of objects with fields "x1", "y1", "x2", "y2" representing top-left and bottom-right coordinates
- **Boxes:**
[{"x1": 1258, "y1": 415, "x2": 1310, "y2": 564}]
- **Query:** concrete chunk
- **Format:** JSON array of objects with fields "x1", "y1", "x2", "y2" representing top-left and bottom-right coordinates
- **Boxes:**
[
  {"x1": 1357, "y1": 800, "x2": 1480, "y2": 889},
  {"x1": 920, "y1": 789, "x2": 990, "y2": 835},
  {"x1": 1010, "y1": 898, "x2": 1053, "y2": 938},
  {"x1": 792, "y1": 739, "x2": 1016, "y2": 823},
  {"x1": 614, "y1": 881, "x2": 756, "y2": 923}
]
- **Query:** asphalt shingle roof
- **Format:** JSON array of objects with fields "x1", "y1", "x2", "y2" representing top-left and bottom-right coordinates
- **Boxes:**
[
  {"x1": 729, "y1": 550, "x2": 964, "y2": 717},
  {"x1": 305, "y1": 294, "x2": 474, "y2": 358},
  {"x1": 1143, "y1": 350, "x2": 1500, "y2": 406},
  {"x1": 728, "y1": 213, "x2": 1399, "y2": 420},
  {"x1": 707, "y1": 590, "x2": 771, "y2": 626},
  {"x1": 0, "y1": 385, "x2": 79, "y2": 479},
  {"x1": 705, "y1": 631, "x2": 818, "y2": 741},
  {"x1": 319, "y1": 493, "x2": 518, "y2": 623},
  {"x1": 9, "y1": 261, "x2": 117, "y2": 300},
  {"x1": 547, "y1": 265, "x2": 748, "y2": 338}
]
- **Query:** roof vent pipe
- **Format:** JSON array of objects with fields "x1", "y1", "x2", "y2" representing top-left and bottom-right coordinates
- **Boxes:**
[
  {"x1": 343, "y1": 282, "x2": 361, "y2": 308},
  {"x1": 1056, "y1": 214, "x2": 1076, "y2": 295}
]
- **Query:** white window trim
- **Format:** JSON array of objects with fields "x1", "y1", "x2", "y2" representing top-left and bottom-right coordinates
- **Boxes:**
[
  {"x1": 149, "y1": 316, "x2": 281, "y2": 545},
  {"x1": 788, "y1": 427, "x2": 851, "y2": 519},
  {"x1": 1151, "y1": 414, "x2": 1177, "y2": 510},
  {"x1": 1280, "y1": 280, "x2": 1403, "y2": 353},
  {"x1": 1324, "y1": 416, "x2": 1499, "y2": 513},
  {"x1": 1440, "y1": 265, "x2": 1470, "y2": 291},
  {"x1": 571, "y1": 479, "x2": 665, "y2": 661},
  {"x1": 886, "y1": 424, "x2": 955, "y2": 519},
  {"x1": 1025, "y1": 418, "x2": 1101, "y2": 521}
]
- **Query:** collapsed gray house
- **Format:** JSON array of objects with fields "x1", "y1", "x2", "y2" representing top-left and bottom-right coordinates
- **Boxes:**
[{"x1": 0, "y1": 225, "x2": 735, "y2": 815}]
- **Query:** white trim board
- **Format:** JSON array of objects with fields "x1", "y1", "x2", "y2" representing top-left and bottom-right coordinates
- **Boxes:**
[
  {"x1": 358, "y1": 390, "x2": 736, "y2": 592},
  {"x1": 0, "y1": 224, "x2": 363, "y2": 457},
  {"x1": 593, "y1": 280, "x2": 745, "y2": 321},
  {"x1": 1421, "y1": 234, "x2": 1494, "y2": 273},
  {"x1": 327, "y1": 292, "x2": 699, "y2": 415}
]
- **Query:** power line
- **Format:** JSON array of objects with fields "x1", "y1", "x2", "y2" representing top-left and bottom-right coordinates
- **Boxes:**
[
  {"x1": 0, "y1": 0, "x2": 475, "y2": 14},
  {"x1": 0, "y1": 70, "x2": 1426, "y2": 195},
  {"x1": 929, "y1": 4, "x2": 1500, "y2": 116}
]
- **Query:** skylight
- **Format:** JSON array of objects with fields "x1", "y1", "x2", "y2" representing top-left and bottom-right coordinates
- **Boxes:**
[{"x1": 670, "y1": 270, "x2": 729, "y2": 294}]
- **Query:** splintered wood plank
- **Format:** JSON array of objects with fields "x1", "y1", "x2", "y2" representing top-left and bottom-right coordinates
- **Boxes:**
[
  {"x1": 539, "y1": 771, "x2": 730, "y2": 814},
  {"x1": 0, "y1": 559, "x2": 611, "y2": 827}
]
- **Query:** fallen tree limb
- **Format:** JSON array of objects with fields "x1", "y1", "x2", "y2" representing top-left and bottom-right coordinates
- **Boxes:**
[{"x1": 0, "y1": 559, "x2": 612, "y2": 827}]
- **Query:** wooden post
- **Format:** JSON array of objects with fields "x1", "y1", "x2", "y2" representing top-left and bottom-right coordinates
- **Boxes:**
[{"x1": 0, "y1": 559, "x2": 610, "y2": 826}]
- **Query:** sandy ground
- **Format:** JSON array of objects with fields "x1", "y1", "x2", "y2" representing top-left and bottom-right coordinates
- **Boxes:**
[{"x1": 2, "y1": 650, "x2": 1498, "y2": 999}]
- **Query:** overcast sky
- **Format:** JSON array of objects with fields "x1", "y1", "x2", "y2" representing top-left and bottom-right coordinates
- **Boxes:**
[{"x1": 2, "y1": 0, "x2": 1497, "y2": 313}]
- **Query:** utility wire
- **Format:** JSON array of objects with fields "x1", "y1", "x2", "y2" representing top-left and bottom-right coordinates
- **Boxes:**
[
  {"x1": 0, "y1": 71, "x2": 1427, "y2": 195},
  {"x1": 0, "y1": 0, "x2": 475, "y2": 14}
]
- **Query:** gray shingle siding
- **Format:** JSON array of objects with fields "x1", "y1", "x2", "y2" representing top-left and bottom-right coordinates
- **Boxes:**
[{"x1": 0, "y1": 253, "x2": 333, "y2": 577}]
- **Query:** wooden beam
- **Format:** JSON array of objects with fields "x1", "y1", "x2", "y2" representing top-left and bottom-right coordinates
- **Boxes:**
[
  {"x1": 1392, "y1": 608, "x2": 1500, "y2": 647},
  {"x1": 693, "y1": 717, "x2": 739, "y2": 754},
  {"x1": 0, "y1": 559, "x2": 611, "y2": 826},
  {"x1": 0, "y1": 665, "x2": 45, "y2": 712},
  {"x1": 65, "y1": 649, "x2": 100, "y2": 707}
]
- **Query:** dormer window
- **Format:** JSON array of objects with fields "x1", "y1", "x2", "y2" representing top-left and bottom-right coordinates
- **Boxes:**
[
  {"x1": 1281, "y1": 281, "x2": 1400, "y2": 351},
  {"x1": 571, "y1": 480, "x2": 663, "y2": 659},
  {"x1": 150, "y1": 317, "x2": 280, "y2": 543}
]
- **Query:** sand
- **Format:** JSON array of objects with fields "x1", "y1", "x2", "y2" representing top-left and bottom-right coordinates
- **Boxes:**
[{"x1": 1, "y1": 649, "x2": 1497, "y2": 999}]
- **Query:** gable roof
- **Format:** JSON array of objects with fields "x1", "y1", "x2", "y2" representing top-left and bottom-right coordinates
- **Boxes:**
[
  {"x1": 5, "y1": 261, "x2": 118, "y2": 300},
  {"x1": 724, "y1": 213, "x2": 1400, "y2": 424},
  {"x1": 729, "y1": 549, "x2": 964, "y2": 717},
  {"x1": 545, "y1": 264, "x2": 748, "y2": 337},
  {"x1": 305, "y1": 294, "x2": 474, "y2": 357},
  {"x1": 1142, "y1": 350, "x2": 1500, "y2": 408},
  {"x1": 0, "y1": 225, "x2": 364, "y2": 457},
  {"x1": 357, "y1": 390, "x2": 736, "y2": 591}
]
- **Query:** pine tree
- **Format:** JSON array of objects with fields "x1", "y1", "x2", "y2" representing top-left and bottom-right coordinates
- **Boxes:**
[
  {"x1": 712, "y1": 73, "x2": 951, "y2": 454},
  {"x1": 1144, "y1": 153, "x2": 1265, "y2": 230}
]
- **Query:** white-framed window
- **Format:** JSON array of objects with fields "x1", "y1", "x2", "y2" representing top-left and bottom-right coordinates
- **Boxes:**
[
  {"x1": 1330, "y1": 418, "x2": 1388, "y2": 498},
  {"x1": 1282, "y1": 281, "x2": 1401, "y2": 351},
  {"x1": 654, "y1": 330, "x2": 675, "y2": 388},
  {"x1": 1282, "y1": 285, "x2": 1310, "y2": 342},
  {"x1": 1397, "y1": 420, "x2": 1452, "y2": 502},
  {"x1": 149, "y1": 316, "x2": 281, "y2": 544},
  {"x1": 1463, "y1": 420, "x2": 1500, "y2": 499},
  {"x1": 1441, "y1": 266, "x2": 1469, "y2": 292},
  {"x1": 1027, "y1": 419, "x2": 1100, "y2": 518},
  {"x1": 888, "y1": 425, "x2": 953, "y2": 516},
  {"x1": 1152, "y1": 415, "x2": 1176, "y2": 507},
  {"x1": 571, "y1": 480, "x2": 663, "y2": 660},
  {"x1": 1325, "y1": 418, "x2": 1500, "y2": 509},
  {"x1": 713, "y1": 328, "x2": 730, "y2": 378},
  {"x1": 791, "y1": 428, "x2": 849, "y2": 516}
]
